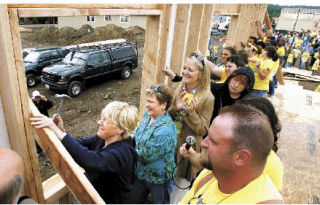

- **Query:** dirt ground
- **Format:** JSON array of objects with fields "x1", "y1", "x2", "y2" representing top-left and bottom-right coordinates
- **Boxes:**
[{"x1": 22, "y1": 25, "x2": 144, "y2": 181}]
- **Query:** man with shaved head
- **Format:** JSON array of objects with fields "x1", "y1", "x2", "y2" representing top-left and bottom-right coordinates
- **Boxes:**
[{"x1": 0, "y1": 147, "x2": 25, "y2": 203}]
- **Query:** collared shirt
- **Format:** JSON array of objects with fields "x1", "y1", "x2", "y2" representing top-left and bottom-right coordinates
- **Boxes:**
[{"x1": 134, "y1": 111, "x2": 177, "y2": 184}]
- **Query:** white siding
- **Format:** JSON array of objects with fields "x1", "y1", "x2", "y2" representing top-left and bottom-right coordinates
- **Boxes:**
[{"x1": 58, "y1": 15, "x2": 146, "y2": 29}]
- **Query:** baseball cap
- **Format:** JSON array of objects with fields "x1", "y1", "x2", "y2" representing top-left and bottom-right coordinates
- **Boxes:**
[{"x1": 32, "y1": 90, "x2": 41, "y2": 98}]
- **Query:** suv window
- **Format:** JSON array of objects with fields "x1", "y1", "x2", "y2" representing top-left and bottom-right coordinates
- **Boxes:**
[
  {"x1": 100, "y1": 52, "x2": 111, "y2": 64},
  {"x1": 39, "y1": 52, "x2": 51, "y2": 62},
  {"x1": 24, "y1": 52, "x2": 40, "y2": 63},
  {"x1": 88, "y1": 53, "x2": 101, "y2": 65},
  {"x1": 112, "y1": 47, "x2": 136, "y2": 60},
  {"x1": 63, "y1": 52, "x2": 88, "y2": 66},
  {"x1": 51, "y1": 50, "x2": 60, "y2": 59}
]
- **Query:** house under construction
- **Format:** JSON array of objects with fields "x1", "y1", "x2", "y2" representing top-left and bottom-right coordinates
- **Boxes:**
[{"x1": 0, "y1": 3, "x2": 319, "y2": 204}]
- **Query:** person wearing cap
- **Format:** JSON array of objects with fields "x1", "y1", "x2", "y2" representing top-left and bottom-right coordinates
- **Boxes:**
[
  {"x1": 31, "y1": 90, "x2": 53, "y2": 155},
  {"x1": 31, "y1": 90, "x2": 53, "y2": 117}
]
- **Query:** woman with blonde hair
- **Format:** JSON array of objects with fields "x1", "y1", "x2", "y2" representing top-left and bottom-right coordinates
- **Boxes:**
[
  {"x1": 30, "y1": 101, "x2": 139, "y2": 203},
  {"x1": 168, "y1": 52, "x2": 214, "y2": 182}
]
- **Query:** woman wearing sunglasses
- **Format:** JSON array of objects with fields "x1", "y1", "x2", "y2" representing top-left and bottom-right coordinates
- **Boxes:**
[
  {"x1": 168, "y1": 52, "x2": 214, "y2": 183},
  {"x1": 130, "y1": 84, "x2": 177, "y2": 203}
]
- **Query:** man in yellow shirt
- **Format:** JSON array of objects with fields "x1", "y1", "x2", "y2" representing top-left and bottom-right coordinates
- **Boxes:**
[
  {"x1": 179, "y1": 104, "x2": 283, "y2": 204},
  {"x1": 312, "y1": 55, "x2": 319, "y2": 76}
]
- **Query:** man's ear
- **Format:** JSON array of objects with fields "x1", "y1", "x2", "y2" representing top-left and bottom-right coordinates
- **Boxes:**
[
  {"x1": 234, "y1": 149, "x2": 251, "y2": 166},
  {"x1": 118, "y1": 127, "x2": 125, "y2": 136}
]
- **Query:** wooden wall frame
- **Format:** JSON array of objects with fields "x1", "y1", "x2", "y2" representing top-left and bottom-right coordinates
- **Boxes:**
[{"x1": 1, "y1": 3, "x2": 267, "y2": 204}]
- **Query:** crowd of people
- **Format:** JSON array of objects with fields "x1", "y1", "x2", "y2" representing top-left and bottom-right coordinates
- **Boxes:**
[{"x1": 2, "y1": 27, "x2": 320, "y2": 204}]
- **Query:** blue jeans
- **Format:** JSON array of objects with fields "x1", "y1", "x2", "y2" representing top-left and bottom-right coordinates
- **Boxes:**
[
  {"x1": 286, "y1": 62, "x2": 291, "y2": 68},
  {"x1": 130, "y1": 175, "x2": 174, "y2": 204},
  {"x1": 268, "y1": 80, "x2": 275, "y2": 96},
  {"x1": 300, "y1": 61, "x2": 307, "y2": 69},
  {"x1": 252, "y1": 89, "x2": 268, "y2": 97}
]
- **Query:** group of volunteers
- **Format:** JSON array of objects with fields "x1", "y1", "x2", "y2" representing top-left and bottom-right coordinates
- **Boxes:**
[
  {"x1": 4, "y1": 25, "x2": 314, "y2": 205},
  {"x1": 277, "y1": 30, "x2": 320, "y2": 75}
]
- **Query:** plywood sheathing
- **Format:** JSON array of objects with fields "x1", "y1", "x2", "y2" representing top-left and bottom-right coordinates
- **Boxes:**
[
  {"x1": 0, "y1": 5, "x2": 44, "y2": 203},
  {"x1": 225, "y1": 4, "x2": 267, "y2": 48}
]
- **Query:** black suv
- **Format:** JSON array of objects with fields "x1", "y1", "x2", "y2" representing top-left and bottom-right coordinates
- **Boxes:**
[
  {"x1": 24, "y1": 48, "x2": 70, "y2": 87},
  {"x1": 41, "y1": 44, "x2": 138, "y2": 97}
]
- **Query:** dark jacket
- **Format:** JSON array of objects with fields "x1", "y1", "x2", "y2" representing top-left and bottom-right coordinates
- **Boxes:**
[
  {"x1": 210, "y1": 66, "x2": 255, "y2": 122},
  {"x1": 33, "y1": 99, "x2": 53, "y2": 116},
  {"x1": 61, "y1": 134, "x2": 138, "y2": 204}
]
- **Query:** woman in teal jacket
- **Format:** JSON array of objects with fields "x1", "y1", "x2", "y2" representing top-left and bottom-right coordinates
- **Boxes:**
[{"x1": 131, "y1": 84, "x2": 177, "y2": 204}]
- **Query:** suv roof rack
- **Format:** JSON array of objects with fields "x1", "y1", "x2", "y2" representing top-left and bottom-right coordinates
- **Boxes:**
[{"x1": 63, "y1": 39, "x2": 130, "y2": 50}]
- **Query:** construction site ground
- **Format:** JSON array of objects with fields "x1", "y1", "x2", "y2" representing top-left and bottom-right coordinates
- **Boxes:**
[{"x1": 22, "y1": 25, "x2": 320, "y2": 203}]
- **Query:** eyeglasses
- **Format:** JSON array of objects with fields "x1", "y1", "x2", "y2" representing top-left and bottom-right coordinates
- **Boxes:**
[
  {"x1": 151, "y1": 85, "x2": 163, "y2": 93},
  {"x1": 191, "y1": 53, "x2": 205, "y2": 67}
]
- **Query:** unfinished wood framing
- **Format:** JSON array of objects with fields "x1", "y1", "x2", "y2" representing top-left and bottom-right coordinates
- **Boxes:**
[
  {"x1": 185, "y1": 4, "x2": 204, "y2": 55},
  {"x1": 225, "y1": 4, "x2": 267, "y2": 48},
  {"x1": 198, "y1": 5, "x2": 214, "y2": 55},
  {"x1": 168, "y1": 4, "x2": 191, "y2": 80},
  {"x1": 1, "y1": 3, "x2": 269, "y2": 204}
]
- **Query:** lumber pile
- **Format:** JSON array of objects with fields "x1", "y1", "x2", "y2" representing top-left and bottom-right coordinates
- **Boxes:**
[{"x1": 282, "y1": 67, "x2": 320, "y2": 83}]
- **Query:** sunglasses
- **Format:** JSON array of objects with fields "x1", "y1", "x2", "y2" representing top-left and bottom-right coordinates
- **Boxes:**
[
  {"x1": 151, "y1": 85, "x2": 163, "y2": 93},
  {"x1": 191, "y1": 53, "x2": 205, "y2": 66}
]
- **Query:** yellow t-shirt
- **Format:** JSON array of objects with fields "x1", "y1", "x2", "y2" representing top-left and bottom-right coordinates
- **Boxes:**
[
  {"x1": 270, "y1": 59, "x2": 279, "y2": 80},
  {"x1": 315, "y1": 85, "x2": 320, "y2": 92},
  {"x1": 216, "y1": 64, "x2": 228, "y2": 83},
  {"x1": 312, "y1": 59, "x2": 319, "y2": 71},
  {"x1": 293, "y1": 49, "x2": 301, "y2": 58},
  {"x1": 265, "y1": 150, "x2": 284, "y2": 192},
  {"x1": 277, "y1": 46, "x2": 285, "y2": 57},
  {"x1": 302, "y1": 52, "x2": 310, "y2": 62},
  {"x1": 294, "y1": 39, "x2": 303, "y2": 48},
  {"x1": 314, "y1": 52, "x2": 319, "y2": 58},
  {"x1": 287, "y1": 53, "x2": 294, "y2": 64},
  {"x1": 248, "y1": 55, "x2": 261, "y2": 71},
  {"x1": 179, "y1": 169, "x2": 282, "y2": 204},
  {"x1": 253, "y1": 59, "x2": 273, "y2": 91}
]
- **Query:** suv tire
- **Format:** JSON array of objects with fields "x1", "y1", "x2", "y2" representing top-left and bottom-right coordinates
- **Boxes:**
[
  {"x1": 121, "y1": 66, "x2": 131, "y2": 79},
  {"x1": 27, "y1": 74, "x2": 36, "y2": 88},
  {"x1": 68, "y1": 81, "x2": 82, "y2": 97}
]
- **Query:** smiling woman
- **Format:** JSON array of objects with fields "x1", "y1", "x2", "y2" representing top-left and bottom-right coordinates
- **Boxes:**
[
  {"x1": 168, "y1": 52, "x2": 214, "y2": 182},
  {"x1": 30, "y1": 101, "x2": 139, "y2": 203},
  {"x1": 130, "y1": 84, "x2": 177, "y2": 203}
]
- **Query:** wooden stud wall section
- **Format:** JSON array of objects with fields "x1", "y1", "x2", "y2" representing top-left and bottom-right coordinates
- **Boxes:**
[
  {"x1": 138, "y1": 15, "x2": 162, "y2": 117},
  {"x1": 225, "y1": 4, "x2": 267, "y2": 48},
  {"x1": 156, "y1": 4, "x2": 172, "y2": 84},
  {"x1": 0, "y1": 5, "x2": 44, "y2": 203},
  {"x1": 185, "y1": 4, "x2": 204, "y2": 56},
  {"x1": 212, "y1": 4, "x2": 240, "y2": 15},
  {"x1": 29, "y1": 100, "x2": 105, "y2": 203},
  {"x1": 198, "y1": 5, "x2": 214, "y2": 55},
  {"x1": 168, "y1": 4, "x2": 191, "y2": 84}
]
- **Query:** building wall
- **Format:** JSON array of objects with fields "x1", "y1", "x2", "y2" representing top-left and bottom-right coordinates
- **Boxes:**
[
  {"x1": 58, "y1": 15, "x2": 146, "y2": 29},
  {"x1": 0, "y1": 95, "x2": 10, "y2": 148}
]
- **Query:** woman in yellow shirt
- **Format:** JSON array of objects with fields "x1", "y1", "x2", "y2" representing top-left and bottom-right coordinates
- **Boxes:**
[
  {"x1": 248, "y1": 45, "x2": 261, "y2": 71},
  {"x1": 312, "y1": 56, "x2": 320, "y2": 76},
  {"x1": 286, "y1": 50, "x2": 294, "y2": 68},
  {"x1": 252, "y1": 46, "x2": 279, "y2": 97},
  {"x1": 206, "y1": 47, "x2": 237, "y2": 82}
]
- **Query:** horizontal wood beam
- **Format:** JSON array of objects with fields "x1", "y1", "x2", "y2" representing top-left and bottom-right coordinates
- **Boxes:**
[
  {"x1": 213, "y1": 4, "x2": 240, "y2": 15},
  {"x1": 43, "y1": 174, "x2": 70, "y2": 204},
  {"x1": 17, "y1": 8, "x2": 161, "y2": 17},
  {"x1": 8, "y1": 4, "x2": 160, "y2": 10},
  {"x1": 29, "y1": 99, "x2": 105, "y2": 204}
]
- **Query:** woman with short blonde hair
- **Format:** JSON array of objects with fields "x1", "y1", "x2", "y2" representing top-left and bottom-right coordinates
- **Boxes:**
[{"x1": 31, "y1": 101, "x2": 139, "y2": 203}]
